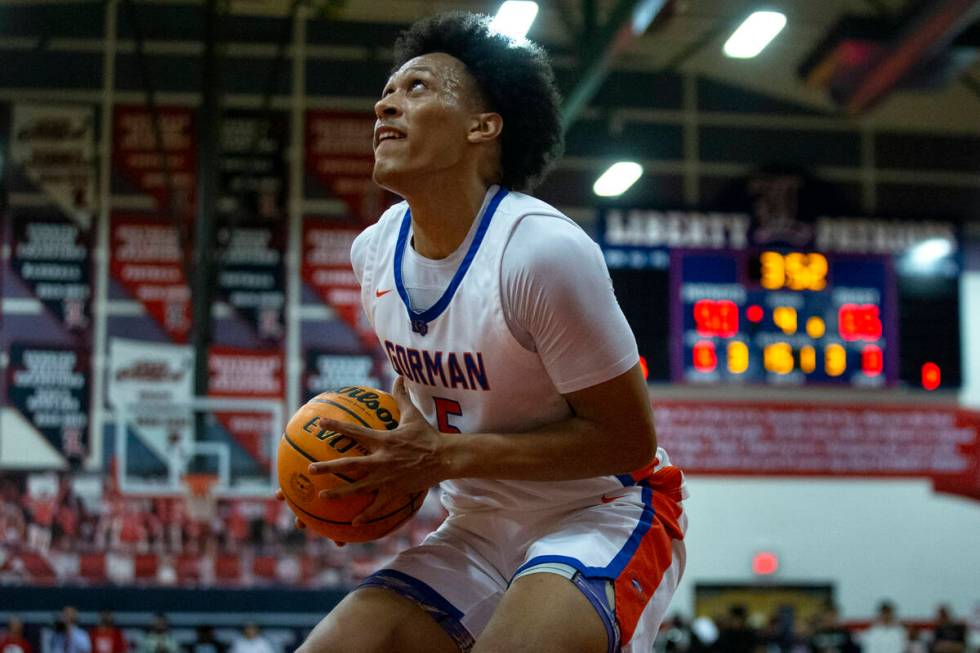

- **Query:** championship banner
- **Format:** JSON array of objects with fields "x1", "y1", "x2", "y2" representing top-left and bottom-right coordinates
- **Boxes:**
[
  {"x1": 304, "y1": 350, "x2": 381, "y2": 401},
  {"x1": 220, "y1": 109, "x2": 287, "y2": 221},
  {"x1": 214, "y1": 110, "x2": 288, "y2": 342},
  {"x1": 113, "y1": 105, "x2": 196, "y2": 217},
  {"x1": 301, "y1": 219, "x2": 375, "y2": 345},
  {"x1": 110, "y1": 215, "x2": 191, "y2": 343},
  {"x1": 107, "y1": 337, "x2": 194, "y2": 472},
  {"x1": 108, "y1": 337, "x2": 194, "y2": 410},
  {"x1": 305, "y1": 110, "x2": 393, "y2": 223},
  {"x1": 10, "y1": 104, "x2": 97, "y2": 227},
  {"x1": 653, "y1": 399, "x2": 980, "y2": 501},
  {"x1": 11, "y1": 215, "x2": 91, "y2": 333},
  {"x1": 6, "y1": 344, "x2": 90, "y2": 466},
  {"x1": 208, "y1": 347, "x2": 284, "y2": 472},
  {"x1": 216, "y1": 222, "x2": 286, "y2": 343}
]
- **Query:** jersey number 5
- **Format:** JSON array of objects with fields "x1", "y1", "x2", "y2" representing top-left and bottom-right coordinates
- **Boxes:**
[{"x1": 433, "y1": 397, "x2": 462, "y2": 434}]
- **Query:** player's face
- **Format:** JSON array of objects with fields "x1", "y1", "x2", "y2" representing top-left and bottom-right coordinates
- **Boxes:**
[{"x1": 372, "y1": 53, "x2": 483, "y2": 191}]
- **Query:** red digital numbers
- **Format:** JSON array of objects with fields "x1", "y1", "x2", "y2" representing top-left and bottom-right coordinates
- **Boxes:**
[
  {"x1": 694, "y1": 300, "x2": 739, "y2": 337},
  {"x1": 693, "y1": 340, "x2": 718, "y2": 372},
  {"x1": 921, "y1": 362, "x2": 941, "y2": 391},
  {"x1": 861, "y1": 345, "x2": 883, "y2": 376},
  {"x1": 838, "y1": 304, "x2": 882, "y2": 341}
]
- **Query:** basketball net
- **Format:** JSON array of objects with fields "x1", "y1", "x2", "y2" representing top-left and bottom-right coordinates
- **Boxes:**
[{"x1": 182, "y1": 473, "x2": 218, "y2": 522}]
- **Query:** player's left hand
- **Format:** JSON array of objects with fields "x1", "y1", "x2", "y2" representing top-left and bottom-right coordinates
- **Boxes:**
[{"x1": 308, "y1": 375, "x2": 449, "y2": 525}]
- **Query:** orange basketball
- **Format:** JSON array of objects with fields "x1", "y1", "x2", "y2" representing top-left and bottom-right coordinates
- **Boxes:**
[{"x1": 277, "y1": 386, "x2": 425, "y2": 542}]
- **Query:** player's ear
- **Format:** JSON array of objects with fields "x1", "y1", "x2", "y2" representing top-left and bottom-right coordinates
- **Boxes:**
[{"x1": 467, "y1": 112, "x2": 502, "y2": 144}]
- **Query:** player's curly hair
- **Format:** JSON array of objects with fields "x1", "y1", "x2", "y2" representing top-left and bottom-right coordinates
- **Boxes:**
[{"x1": 392, "y1": 11, "x2": 564, "y2": 191}]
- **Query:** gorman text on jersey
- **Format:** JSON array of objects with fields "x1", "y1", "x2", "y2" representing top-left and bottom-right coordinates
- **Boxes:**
[{"x1": 384, "y1": 340, "x2": 490, "y2": 391}]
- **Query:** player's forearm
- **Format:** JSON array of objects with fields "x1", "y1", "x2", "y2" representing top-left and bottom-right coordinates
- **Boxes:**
[{"x1": 441, "y1": 416, "x2": 655, "y2": 482}]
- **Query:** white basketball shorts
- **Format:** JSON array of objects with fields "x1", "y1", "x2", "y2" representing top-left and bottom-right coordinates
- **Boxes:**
[{"x1": 358, "y1": 467, "x2": 687, "y2": 653}]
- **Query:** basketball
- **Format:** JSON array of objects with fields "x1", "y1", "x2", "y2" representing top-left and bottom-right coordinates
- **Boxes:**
[{"x1": 277, "y1": 386, "x2": 425, "y2": 542}]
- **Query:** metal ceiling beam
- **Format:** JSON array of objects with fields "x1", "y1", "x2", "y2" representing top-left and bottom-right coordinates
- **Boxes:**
[
  {"x1": 191, "y1": 0, "x2": 223, "y2": 411},
  {"x1": 560, "y1": 0, "x2": 670, "y2": 132},
  {"x1": 845, "y1": 0, "x2": 980, "y2": 113}
]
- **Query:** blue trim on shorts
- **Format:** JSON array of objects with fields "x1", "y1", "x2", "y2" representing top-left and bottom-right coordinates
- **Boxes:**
[
  {"x1": 616, "y1": 473, "x2": 635, "y2": 486},
  {"x1": 511, "y1": 558, "x2": 619, "y2": 653},
  {"x1": 513, "y1": 554, "x2": 596, "y2": 579},
  {"x1": 511, "y1": 486, "x2": 657, "y2": 581},
  {"x1": 359, "y1": 568, "x2": 476, "y2": 651},
  {"x1": 572, "y1": 571, "x2": 619, "y2": 653},
  {"x1": 604, "y1": 485, "x2": 655, "y2": 576}
]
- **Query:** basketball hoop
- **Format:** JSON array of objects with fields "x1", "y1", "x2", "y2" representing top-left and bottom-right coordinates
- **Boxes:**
[{"x1": 182, "y1": 473, "x2": 218, "y2": 522}]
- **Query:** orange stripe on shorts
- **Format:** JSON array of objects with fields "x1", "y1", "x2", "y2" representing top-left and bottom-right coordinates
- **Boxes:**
[{"x1": 613, "y1": 491, "x2": 684, "y2": 645}]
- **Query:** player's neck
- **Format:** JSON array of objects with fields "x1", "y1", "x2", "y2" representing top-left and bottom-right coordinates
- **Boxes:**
[{"x1": 405, "y1": 176, "x2": 491, "y2": 260}]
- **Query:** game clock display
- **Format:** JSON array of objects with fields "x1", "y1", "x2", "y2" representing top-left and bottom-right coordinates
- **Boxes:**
[{"x1": 672, "y1": 250, "x2": 895, "y2": 386}]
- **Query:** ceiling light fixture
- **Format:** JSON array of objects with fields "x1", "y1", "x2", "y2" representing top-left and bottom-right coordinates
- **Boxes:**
[
  {"x1": 593, "y1": 162, "x2": 643, "y2": 197},
  {"x1": 723, "y1": 11, "x2": 787, "y2": 59},
  {"x1": 490, "y1": 1, "x2": 539, "y2": 42}
]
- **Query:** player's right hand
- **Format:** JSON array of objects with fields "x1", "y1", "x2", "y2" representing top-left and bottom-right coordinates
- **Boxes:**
[{"x1": 274, "y1": 488, "x2": 346, "y2": 547}]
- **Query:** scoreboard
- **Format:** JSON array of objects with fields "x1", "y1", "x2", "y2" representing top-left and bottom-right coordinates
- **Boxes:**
[
  {"x1": 601, "y1": 208, "x2": 962, "y2": 391},
  {"x1": 673, "y1": 250, "x2": 894, "y2": 386}
]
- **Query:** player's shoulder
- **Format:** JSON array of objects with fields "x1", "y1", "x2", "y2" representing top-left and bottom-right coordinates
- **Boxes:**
[
  {"x1": 499, "y1": 190, "x2": 597, "y2": 257},
  {"x1": 503, "y1": 195, "x2": 601, "y2": 276},
  {"x1": 498, "y1": 189, "x2": 568, "y2": 221}
]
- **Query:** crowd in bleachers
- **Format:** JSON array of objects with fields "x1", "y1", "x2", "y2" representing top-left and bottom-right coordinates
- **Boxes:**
[
  {"x1": 0, "y1": 600, "x2": 975, "y2": 653},
  {"x1": 1, "y1": 474, "x2": 977, "y2": 652},
  {"x1": 0, "y1": 472, "x2": 447, "y2": 588},
  {"x1": 0, "y1": 608, "x2": 289, "y2": 653},
  {"x1": 654, "y1": 601, "x2": 975, "y2": 653}
]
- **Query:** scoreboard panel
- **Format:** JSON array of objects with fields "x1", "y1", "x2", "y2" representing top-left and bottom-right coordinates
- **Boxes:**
[
  {"x1": 600, "y1": 207, "x2": 962, "y2": 390},
  {"x1": 671, "y1": 250, "x2": 896, "y2": 387}
]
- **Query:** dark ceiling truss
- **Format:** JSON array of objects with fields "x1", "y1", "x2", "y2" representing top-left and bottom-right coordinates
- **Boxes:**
[{"x1": 560, "y1": 0, "x2": 670, "y2": 132}]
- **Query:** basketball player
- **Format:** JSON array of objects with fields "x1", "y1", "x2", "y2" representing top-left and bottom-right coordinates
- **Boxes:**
[{"x1": 292, "y1": 11, "x2": 687, "y2": 653}]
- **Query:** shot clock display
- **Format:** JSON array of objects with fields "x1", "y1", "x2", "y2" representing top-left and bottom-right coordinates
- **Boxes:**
[{"x1": 673, "y1": 250, "x2": 895, "y2": 386}]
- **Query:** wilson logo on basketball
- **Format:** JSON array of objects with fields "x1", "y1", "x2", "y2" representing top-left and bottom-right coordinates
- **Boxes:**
[
  {"x1": 278, "y1": 386, "x2": 422, "y2": 542},
  {"x1": 334, "y1": 386, "x2": 400, "y2": 430}
]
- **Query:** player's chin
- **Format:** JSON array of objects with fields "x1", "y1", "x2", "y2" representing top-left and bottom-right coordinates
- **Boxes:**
[{"x1": 372, "y1": 161, "x2": 410, "y2": 195}]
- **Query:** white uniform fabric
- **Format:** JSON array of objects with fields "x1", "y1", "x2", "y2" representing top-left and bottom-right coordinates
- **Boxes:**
[
  {"x1": 352, "y1": 185, "x2": 687, "y2": 652},
  {"x1": 354, "y1": 185, "x2": 657, "y2": 512},
  {"x1": 361, "y1": 481, "x2": 687, "y2": 653},
  {"x1": 353, "y1": 209, "x2": 640, "y2": 392}
]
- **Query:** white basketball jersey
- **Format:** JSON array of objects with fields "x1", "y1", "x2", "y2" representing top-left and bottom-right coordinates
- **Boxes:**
[{"x1": 358, "y1": 186, "x2": 660, "y2": 512}]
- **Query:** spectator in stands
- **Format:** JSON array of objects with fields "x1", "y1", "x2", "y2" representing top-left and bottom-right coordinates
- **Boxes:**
[
  {"x1": 46, "y1": 607, "x2": 91, "y2": 653},
  {"x1": 860, "y1": 601, "x2": 908, "y2": 653},
  {"x1": 655, "y1": 614, "x2": 703, "y2": 653},
  {"x1": 136, "y1": 615, "x2": 177, "y2": 653},
  {"x1": 931, "y1": 605, "x2": 966, "y2": 653},
  {"x1": 25, "y1": 489, "x2": 56, "y2": 554},
  {"x1": 185, "y1": 626, "x2": 225, "y2": 653},
  {"x1": 88, "y1": 611, "x2": 126, "y2": 653},
  {"x1": 809, "y1": 603, "x2": 858, "y2": 653},
  {"x1": 712, "y1": 605, "x2": 756, "y2": 653},
  {"x1": 757, "y1": 606, "x2": 801, "y2": 653},
  {"x1": 0, "y1": 616, "x2": 33, "y2": 653},
  {"x1": 0, "y1": 479, "x2": 28, "y2": 546},
  {"x1": 228, "y1": 625, "x2": 274, "y2": 653}
]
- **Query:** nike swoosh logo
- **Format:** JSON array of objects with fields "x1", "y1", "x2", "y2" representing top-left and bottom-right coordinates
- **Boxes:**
[
  {"x1": 375, "y1": 288, "x2": 393, "y2": 298},
  {"x1": 600, "y1": 494, "x2": 628, "y2": 504}
]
